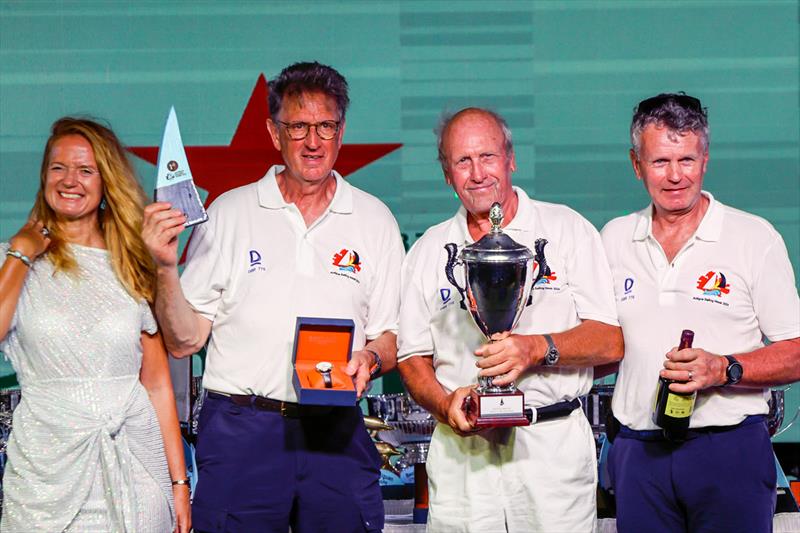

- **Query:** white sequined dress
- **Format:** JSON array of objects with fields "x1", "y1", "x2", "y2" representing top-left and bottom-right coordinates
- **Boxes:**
[{"x1": 0, "y1": 243, "x2": 174, "y2": 532}]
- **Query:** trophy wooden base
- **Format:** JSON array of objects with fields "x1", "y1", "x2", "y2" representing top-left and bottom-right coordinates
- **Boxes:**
[{"x1": 464, "y1": 389, "x2": 532, "y2": 428}]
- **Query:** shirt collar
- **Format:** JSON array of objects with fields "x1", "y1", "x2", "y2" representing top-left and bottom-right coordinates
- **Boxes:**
[
  {"x1": 446, "y1": 186, "x2": 532, "y2": 245},
  {"x1": 632, "y1": 190, "x2": 721, "y2": 242},
  {"x1": 257, "y1": 165, "x2": 353, "y2": 214}
]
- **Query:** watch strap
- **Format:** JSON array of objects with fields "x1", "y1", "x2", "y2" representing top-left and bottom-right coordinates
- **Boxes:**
[
  {"x1": 367, "y1": 349, "x2": 382, "y2": 380},
  {"x1": 542, "y1": 334, "x2": 559, "y2": 366}
]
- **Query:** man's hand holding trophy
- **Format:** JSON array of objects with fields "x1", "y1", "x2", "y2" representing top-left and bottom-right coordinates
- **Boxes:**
[{"x1": 444, "y1": 202, "x2": 544, "y2": 428}]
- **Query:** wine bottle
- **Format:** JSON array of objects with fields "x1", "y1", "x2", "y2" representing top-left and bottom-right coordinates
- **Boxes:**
[{"x1": 652, "y1": 329, "x2": 696, "y2": 439}]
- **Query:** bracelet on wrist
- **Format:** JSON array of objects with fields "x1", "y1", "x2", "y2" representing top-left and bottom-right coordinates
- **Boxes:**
[
  {"x1": 171, "y1": 478, "x2": 190, "y2": 486},
  {"x1": 6, "y1": 249, "x2": 33, "y2": 267}
]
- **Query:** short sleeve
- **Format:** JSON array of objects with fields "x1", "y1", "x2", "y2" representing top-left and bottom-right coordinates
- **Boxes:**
[
  {"x1": 140, "y1": 301, "x2": 158, "y2": 335},
  {"x1": 752, "y1": 233, "x2": 800, "y2": 342},
  {"x1": 180, "y1": 219, "x2": 229, "y2": 321},
  {"x1": 397, "y1": 238, "x2": 435, "y2": 362},
  {"x1": 364, "y1": 212, "x2": 405, "y2": 339},
  {"x1": 565, "y1": 216, "x2": 620, "y2": 327}
]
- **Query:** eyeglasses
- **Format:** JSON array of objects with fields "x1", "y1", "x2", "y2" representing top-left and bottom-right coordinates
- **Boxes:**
[
  {"x1": 278, "y1": 120, "x2": 341, "y2": 141},
  {"x1": 636, "y1": 92, "x2": 706, "y2": 116}
]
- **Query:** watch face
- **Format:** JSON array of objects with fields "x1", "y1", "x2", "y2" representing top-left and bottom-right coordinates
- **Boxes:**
[
  {"x1": 316, "y1": 361, "x2": 333, "y2": 373},
  {"x1": 729, "y1": 363, "x2": 743, "y2": 382}
]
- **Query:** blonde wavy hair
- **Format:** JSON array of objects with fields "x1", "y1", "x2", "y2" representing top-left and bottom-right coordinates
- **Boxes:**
[{"x1": 32, "y1": 117, "x2": 156, "y2": 303}]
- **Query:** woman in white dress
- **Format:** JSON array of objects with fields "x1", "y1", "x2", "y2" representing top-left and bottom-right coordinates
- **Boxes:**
[{"x1": 0, "y1": 117, "x2": 191, "y2": 532}]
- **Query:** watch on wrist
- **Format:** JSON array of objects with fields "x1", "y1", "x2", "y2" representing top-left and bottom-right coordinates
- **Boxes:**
[
  {"x1": 367, "y1": 349, "x2": 382, "y2": 380},
  {"x1": 723, "y1": 355, "x2": 743, "y2": 386},
  {"x1": 542, "y1": 334, "x2": 560, "y2": 366}
]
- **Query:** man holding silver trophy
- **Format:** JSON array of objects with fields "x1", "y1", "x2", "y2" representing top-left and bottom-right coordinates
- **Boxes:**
[{"x1": 397, "y1": 107, "x2": 624, "y2": 532}]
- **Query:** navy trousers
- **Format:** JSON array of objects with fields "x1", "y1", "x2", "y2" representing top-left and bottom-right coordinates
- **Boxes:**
[
  {"x1": 191, "y1": 393, "x2": 384, "y2": 533},
  {"x1": 609, "y1": 416, "x2": 776, "y2": 533}
]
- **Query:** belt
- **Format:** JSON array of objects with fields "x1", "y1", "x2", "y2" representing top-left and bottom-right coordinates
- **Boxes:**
[
  {"x1": 530, "y1": 398, "x2": 581, "y2": 423},
  {"x1": 618, "y1": 414, "x2": 765, "y2": 442},
  {"x1": 207, "y1": 391, "x2": 334, "y2": 418}
]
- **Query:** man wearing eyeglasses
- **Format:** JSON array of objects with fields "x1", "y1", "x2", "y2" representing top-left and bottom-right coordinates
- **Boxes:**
[
  {"x1": 143, "y1": 61, "x2": 404, "y2": 533},
  {"x1": 601, "y1": 92, "x2": 800, "y2": 532}
]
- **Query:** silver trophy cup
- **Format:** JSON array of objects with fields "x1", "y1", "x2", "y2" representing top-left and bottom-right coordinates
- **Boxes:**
[{"x1": 444, "y1": 203, "x2": 542, "y2": 426}]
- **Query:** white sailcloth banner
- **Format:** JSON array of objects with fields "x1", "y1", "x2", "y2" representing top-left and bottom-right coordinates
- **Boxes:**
[{"x1": 154, "y1": 106, "x2": 208, "y2": 227}]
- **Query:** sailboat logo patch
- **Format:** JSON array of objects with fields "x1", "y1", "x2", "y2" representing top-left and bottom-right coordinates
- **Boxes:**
[{"x1": 692, "y1": 270, "x2": 732, "y2": 307}]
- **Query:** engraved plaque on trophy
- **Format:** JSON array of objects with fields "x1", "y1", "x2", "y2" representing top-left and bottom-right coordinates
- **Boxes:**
[{"x1": 444, "y1": 202, "x2": 538, "y2": 428}]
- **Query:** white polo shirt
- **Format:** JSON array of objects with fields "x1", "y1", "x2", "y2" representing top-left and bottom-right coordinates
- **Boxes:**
[
  {"x1": 181, "y1": 165, "x2": 404, "y2": 401},
  {"x1": 602, "y1": 191, "x2": 800, "y2": 430},
  {"x1": 398, "y1": 187, "x2": 619, "y2": 407}
]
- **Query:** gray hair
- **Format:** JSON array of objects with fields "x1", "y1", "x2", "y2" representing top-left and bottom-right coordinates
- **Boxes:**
[
  {"x1": 630, "y1": 93, "x2": 709, "y2": 157},
  {"x1": 435, "y1": 107, "x2": 514, "y2": 170}
]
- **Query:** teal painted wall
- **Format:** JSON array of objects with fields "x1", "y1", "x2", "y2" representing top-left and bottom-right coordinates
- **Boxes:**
[{"x1": 1, "y1": 1, "x2": 798, "y2": 440}]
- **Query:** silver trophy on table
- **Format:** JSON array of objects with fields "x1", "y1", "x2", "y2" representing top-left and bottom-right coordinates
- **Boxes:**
[{"x1": 444, "y1": 202, "x2": 541, "y2": 427}]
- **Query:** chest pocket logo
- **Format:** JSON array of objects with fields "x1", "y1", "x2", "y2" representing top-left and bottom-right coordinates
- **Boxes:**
[
  {"x1": 696, "y1": 271, "x2": 731, "y2": 297},
  {"x1": 333, "y1": 248, "x2": 362, "y2": 273},
  {"x1": 692, "y1": 270, "x2": 732, "y2": 307},
  {"x1": 619, "y1": 276, "x2": 635, "y2": 302},
  {"x1": 247, "y1": 249, "x2": 265, "y2": 273},
  {"x1": 330, "y1": 248, "x2": 363, "y2": 284}
]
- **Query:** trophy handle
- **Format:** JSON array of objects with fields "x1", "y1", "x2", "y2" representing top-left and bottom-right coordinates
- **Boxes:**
[
  {"x1": 444, "y1": 243, "x2": 467, "y2": 310},
  {"x1": 527, "y1": 238, "x2": 549, "y2": 306}
]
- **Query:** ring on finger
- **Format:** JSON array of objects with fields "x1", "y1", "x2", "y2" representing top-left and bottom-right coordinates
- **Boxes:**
[{"x1": 688, "y1": 370, "x2": 694, "y2": 381}]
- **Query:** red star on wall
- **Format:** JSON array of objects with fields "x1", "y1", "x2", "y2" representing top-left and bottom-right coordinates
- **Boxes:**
[{"x1": 128, "y1": 74, "x2": 402, "y2": 209}]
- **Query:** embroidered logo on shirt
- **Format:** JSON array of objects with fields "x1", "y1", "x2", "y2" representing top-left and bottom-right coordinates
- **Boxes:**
[
  {"x1": 619, "y1": 277, "x2": 636, "y2": 302},
  {"x1": 440, "y1": 288, "x2": 452, "y2": 304},
  {"x1": 696, "y1": 271, "x2": 731, "y2": 296},
  {"x1": 329, "y1": 248, "x2": 362, "y2": 284},
  {"x1": 532, "y1": 239, "x2": 558, "y2": 290},
  {"x1": 247, "y1": 249, "x2": 265, "y2": 273},
  {"x1": 437, "y1": 287, "x2": 457, "y2": 311},
  {"x1": 333, "y1": 248, "x2": 362, "y2": 273},
  {"x1": 692, "y1": 270, "x2": 731, "y2": 307}
]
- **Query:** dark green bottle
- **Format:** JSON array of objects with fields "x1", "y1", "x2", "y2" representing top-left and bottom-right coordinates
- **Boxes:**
[{"x1": 652, "y1": 329, "x2": 696, "y2": 440}]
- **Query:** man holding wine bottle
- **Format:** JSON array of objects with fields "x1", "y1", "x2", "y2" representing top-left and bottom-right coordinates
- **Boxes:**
[{"x1": 602, "y1": 92, "x2": 800, "y2": 532}]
